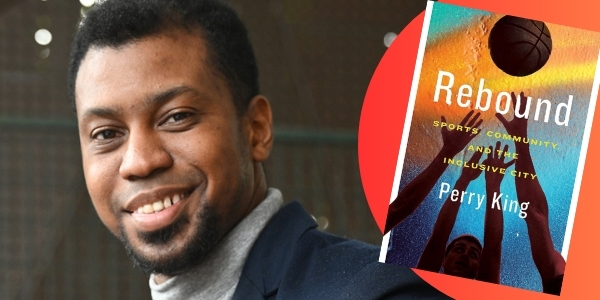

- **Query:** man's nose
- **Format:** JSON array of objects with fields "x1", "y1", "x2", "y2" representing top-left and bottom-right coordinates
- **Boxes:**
[{"x1": 119, "y1": 129, "x2": 173, "y2": 180}]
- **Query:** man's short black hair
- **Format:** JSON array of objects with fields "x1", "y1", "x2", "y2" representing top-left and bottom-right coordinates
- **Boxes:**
[
  {"x1": 445, "y1": 234, "x2": 483, "y2": 257},
  {"x1": 68, "y1": 0, "x2": 259, "y2": 115}
]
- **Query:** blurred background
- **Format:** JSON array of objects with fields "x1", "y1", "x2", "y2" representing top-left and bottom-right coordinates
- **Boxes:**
[{"x1": 0, "y1": 0, "x2": 427, "y2": 298}]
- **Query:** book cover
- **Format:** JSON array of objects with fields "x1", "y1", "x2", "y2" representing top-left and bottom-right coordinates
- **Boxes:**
[{"x1": 379, "y1": 0, "x2": 600, "y2": 294}]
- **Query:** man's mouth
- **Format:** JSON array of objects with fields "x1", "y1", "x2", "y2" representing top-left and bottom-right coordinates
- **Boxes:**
[
  {"x1": 133, "y1": 193, "x2": 185, "y2": 214},
  {"x1": 455, "y1": 260, "x2": 468, "y2": 269},
  {"x1": 126, "y1": 189, "x2": 195, "y2": 232}
]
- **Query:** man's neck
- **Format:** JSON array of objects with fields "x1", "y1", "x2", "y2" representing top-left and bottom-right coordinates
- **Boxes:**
[{"x1": 154, "y1": 273, "x2": 170, "y2": 285}]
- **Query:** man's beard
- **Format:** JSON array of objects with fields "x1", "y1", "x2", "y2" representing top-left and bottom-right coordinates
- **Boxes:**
[{"x1": 118, "y1": 203, "x2": 220, "y2": 277}]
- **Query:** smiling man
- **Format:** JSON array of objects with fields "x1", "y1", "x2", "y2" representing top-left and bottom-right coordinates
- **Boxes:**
[{"x1": 67, "y1": 0, "x2": 448, "y2": 299}]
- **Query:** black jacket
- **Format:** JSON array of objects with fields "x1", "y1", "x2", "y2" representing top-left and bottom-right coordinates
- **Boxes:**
[{"x1": 232, "y1": 201, "x2": 450, "y2": 299}]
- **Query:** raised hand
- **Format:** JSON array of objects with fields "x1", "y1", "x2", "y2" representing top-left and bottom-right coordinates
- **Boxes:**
[
  {"x1": 477, "y1": 141, "x2": 515, "y2": 284},
  {"x1": 458, "y1": 150, "x2": 484, "y2": 183},
  {"x1": 498, "y1": 92, "x2": 566, "y2": 288},
  {"x1": 483, "y1": 142, "x2": 516, "y2": 187},
  {"x1": 441, "y1": 110, "x2": 484, "y2": 157},
  {"x1": 385, "y1": 110, "x2": 484, "y2": 233},
  {"x1": 496, "y1": 92, "x2": 528, "y2": 138}
]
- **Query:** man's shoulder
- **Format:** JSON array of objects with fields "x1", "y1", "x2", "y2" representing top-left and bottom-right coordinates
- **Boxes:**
[
  {"x1": 234, "y1": 201, "x2": 449, "y2": 299},
  {"x1": 292, "y1": 223, "x2": 381, "y2": 271}
]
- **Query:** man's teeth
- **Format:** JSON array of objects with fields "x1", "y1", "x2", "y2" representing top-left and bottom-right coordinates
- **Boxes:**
[
  {"x1": 135, "y1": 194, "x2": 184, "y2": 214},
  {"x1": 153, "y1": 201, "x2": 164, "y2": 212},
  {"x1": 142, "y1": 204, "x2": 153, "y2": 213}
]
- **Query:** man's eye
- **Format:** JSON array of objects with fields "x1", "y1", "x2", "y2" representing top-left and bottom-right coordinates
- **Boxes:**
[
  {"x1": 165, "y1": 112, "x2": 192, "y2": 124},
  {"x1": 93, "y1": 129, "x2": 118, "y2": 140}
]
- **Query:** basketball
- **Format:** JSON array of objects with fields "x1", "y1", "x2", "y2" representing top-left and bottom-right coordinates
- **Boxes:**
[{"x1": 488, "y1": 15, "x2": 552, "y2": 77}]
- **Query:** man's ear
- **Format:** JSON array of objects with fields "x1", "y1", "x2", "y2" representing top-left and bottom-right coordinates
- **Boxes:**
[{"x1": 245, "y1": 95, "x2": 274, "y2": 162}]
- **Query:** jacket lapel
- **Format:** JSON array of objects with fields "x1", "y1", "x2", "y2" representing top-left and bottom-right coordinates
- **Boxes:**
[{"x1": 232, "y1": 202, "x2": 317, "y2": 299}]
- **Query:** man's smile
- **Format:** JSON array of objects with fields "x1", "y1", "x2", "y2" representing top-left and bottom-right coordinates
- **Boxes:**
[
  {"x1": 133, "y1": 193, "x2": 183, "y2": 214},
  {"x1": 124, "y1": 187, "x2": 196, "y2": 232}
]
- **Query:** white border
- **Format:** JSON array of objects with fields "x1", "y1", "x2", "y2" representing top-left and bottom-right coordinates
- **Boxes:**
[
  {"x1": 561, "y1": 49, "x2": 600, "y2": 260},
  {"x1": 379, "y1": 0, "x2": 434, "y2": 263}
]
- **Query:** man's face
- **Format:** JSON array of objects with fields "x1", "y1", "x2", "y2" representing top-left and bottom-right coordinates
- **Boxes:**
[
  {"x1": 442, "y1": 239, "x2": 482, "y2": 279},
  {"x1": 75, "y1": 29, "x2": 270, "y2": 277}
]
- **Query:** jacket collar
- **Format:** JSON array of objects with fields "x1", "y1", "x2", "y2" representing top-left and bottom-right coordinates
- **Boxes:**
[{"x1": 232, "y1": 201, "x2": 317, "y2": 298}]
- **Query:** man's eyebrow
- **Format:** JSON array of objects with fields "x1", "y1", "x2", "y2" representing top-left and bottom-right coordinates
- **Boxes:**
[
  {"x1": 143, "y1": 86, "x2": 196, "y2": 108},
  {"x1": 80, "y1": 86, "x2": 198, "y2": 122},
  {"x1": 80, "y1": 106, "x2": 123, "y2": 123}
]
